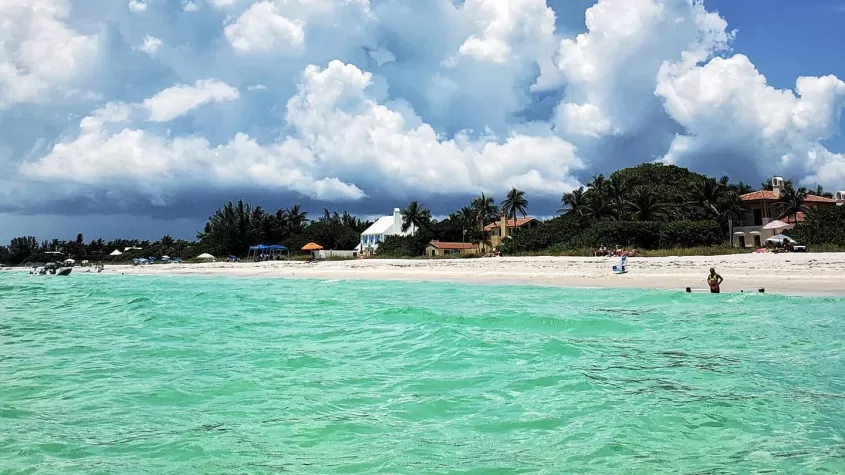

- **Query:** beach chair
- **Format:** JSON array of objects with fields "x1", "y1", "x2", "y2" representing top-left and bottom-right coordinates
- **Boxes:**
[{"x1": 612, "y1": 255, "x2": 628, "y2": 274}]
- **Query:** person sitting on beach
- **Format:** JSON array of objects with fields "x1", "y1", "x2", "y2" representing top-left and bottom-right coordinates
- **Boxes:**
[{"x1": 707, "y1": 268, "x2": 723, "y2": 294}]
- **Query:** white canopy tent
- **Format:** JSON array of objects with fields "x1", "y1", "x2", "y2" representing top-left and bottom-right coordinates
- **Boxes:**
[
  {"x1": 109, "y1": 249, "x2": 123, "y2": 256},
  {"x1": 196, "y1": 253, "x2": 215, "y2": 260}
]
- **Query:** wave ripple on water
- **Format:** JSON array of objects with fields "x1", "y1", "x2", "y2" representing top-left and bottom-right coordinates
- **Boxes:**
[{"x1": 2, "y1": 273, "x2": 845, "y2": 473}]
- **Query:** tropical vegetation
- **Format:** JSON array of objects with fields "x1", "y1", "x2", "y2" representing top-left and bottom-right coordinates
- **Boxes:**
[{"x1": 2, "y1": 163, "x2": 844, "y2": 265}]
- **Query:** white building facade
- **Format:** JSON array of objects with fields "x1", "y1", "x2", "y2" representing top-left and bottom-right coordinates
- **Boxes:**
[{"x1": 359, "y1": 208, "x2": 416, "y2": 254}]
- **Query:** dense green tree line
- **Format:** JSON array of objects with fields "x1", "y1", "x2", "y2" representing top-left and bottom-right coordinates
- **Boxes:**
[
  {"x1": 0, "y1": 234, "x2": 199, "y2": 266},
  {"x1": 195, "y1": 201, "x2": 372, "y2": 256},
  {"x1": 502, "y1": 163, "x2": 840, "y2": 254},
  {"x1": 2, "y1": 164, "x2": 843, "y2": 265}
]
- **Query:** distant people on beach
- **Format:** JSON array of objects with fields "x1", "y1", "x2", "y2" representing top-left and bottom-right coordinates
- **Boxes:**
[
  {"x1": 594, "y1": 246, "x2": 637, "y2": 257},
  {"x1": 707, "y1": 268, "x2": 723, "y2": 293}
]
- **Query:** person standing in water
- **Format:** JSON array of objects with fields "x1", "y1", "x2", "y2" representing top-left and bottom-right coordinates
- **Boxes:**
[{"x1": 707, "y1": 267, "x2": 723, "y2": 293}]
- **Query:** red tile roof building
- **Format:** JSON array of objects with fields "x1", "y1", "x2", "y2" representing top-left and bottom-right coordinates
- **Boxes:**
[
  {"x1": 482, "y1": 217, "x2": 537, "y2": 232},
  {"x1": 427, "y1": 241, "x2": 477, "y2": 250},
  {"x1": 732, "y1": 177, "x2": 839, "y2": 248},
  {"x1": 425, "y1": 240, "x2": 478, "y2": 257},
  {"x1": 481, "y1": 216, "x2": 540, "y2": 252},
  {"x1": 739, "y1": 190, "x2": 837, "y2": 204}
]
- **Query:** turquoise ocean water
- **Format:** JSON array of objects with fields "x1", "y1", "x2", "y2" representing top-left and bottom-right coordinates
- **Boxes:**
[{"x1": 2, "y1": 272, "x2": 844, "y2": 474}]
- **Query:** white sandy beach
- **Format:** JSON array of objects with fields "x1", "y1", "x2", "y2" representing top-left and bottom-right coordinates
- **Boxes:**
[{"x1": 79, "y1": 253, "x2": 845, "y2": 295}]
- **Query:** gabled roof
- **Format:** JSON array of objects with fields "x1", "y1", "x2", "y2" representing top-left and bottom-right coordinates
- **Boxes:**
[
  {"x1": 361, "y1": 215, "x2": 395, "y2": 235},
  {"x1": 427, "y1": 241, "x2": 477, "y2": 250},
  {"x1": 482, "y1": 217, "x2": 537, "y2": 232},
  {"x1": 739, "y1": 190, "x2": 836, "y2": 203}
]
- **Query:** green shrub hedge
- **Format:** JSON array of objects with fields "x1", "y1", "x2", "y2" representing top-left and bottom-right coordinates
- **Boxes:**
[
  {"x1": 501, "y1": 218, "x2": 722, "y2": 253},
  {"x1": 791, "y1": 206, "x2": 845, "y2": 246}
]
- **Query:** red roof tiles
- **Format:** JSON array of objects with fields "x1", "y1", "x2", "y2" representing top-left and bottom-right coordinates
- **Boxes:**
[
  {"x1": 783, "y1": 212, "x2": 806, "y2": 224},
  {"x1": 428, "y1": 241, "x2": 477, "y2": 250},
  {"x1": 482, "y1": 217, "x2": 537, "y2": 232},
  {"x1": 739, "y1": 190, "x2": 836, "y2": 203}
]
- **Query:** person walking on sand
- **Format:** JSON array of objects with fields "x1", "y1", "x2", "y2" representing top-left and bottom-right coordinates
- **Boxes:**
[{"x1": 707, "y1": 268, "x2": 723, "y2": 294}]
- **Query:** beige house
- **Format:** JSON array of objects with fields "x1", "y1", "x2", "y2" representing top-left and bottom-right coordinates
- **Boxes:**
[
  {"x1": 426, "y1": 241, "x2": 478, "y2": 257},
  {"x1": 481, "y1": 215, "x2": 538, "y2": 252},
  {"x1": 733, "y1": 177, "x2": 841, "y2": 247}
]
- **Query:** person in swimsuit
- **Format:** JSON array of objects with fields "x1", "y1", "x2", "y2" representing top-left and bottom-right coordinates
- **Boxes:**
[{"x1": 707, "y1": 267, "x2": 723, "y2": 293}]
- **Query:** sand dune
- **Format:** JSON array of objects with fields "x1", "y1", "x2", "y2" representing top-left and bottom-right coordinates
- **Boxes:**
[{"x1": 96, "y1": 253, "x2": 845, "y2": 295}]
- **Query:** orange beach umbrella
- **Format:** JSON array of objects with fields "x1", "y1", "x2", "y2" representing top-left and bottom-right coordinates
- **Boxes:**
[{"x1": 301, "y1": 242, "x2": 323, "y2": 251}]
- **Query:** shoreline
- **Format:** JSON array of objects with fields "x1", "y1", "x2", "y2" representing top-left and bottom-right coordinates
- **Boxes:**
[{"x1": 34, "y1": 253, "x2": 845, "y2": 296}]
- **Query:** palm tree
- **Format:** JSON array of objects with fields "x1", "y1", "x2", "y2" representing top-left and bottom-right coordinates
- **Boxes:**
[
  {"x1": 501, "y1": 187, "x2": 529, "y2": 224},
  {"x1": 401, "y1": 200, "x2": 431, "y2": 232},
  {"x1": 626, "y1": 189, "x2": 666, "y2": 221},
  {"x1": 273, "y1": 204, "x2": 308, "y2": 240},
  {"x1": 720, "y1": 191, "x2": 745, "y2": 224},
  {"x1": 587, "y1": 174, "x2": 608, "y2": 196},
  {"x1": 585, "y1": 174, "x2": 618, "y2": 220},
  {"x1": 470, "y1": 193, "x2": 498, "y2": 231},
  {"x1": 319, "y1": 208, "x2": 342, "y2": 224},
  {"x1": 606, "y1": 173, "x2": 628, "y2": 214},
  {"x1": 456, "y1": 206, "x2": 475, "y2": 223},
  {"x1": 772, "y1": 183, "x2": 809, "y2": 223},
  {"x1": 197, "y1": 199, "x2": 263, "y2": 255},
  {"x1": 719, "y1": 191, "x2": 745, "y2": 242},
  {"x1": 688, "y1": 177, "x2": 725, "y2": 219},
  {"x1": 808, "y1": 184, "x2": 835, "y2": 199},
  {"x1": 284, "y1": 204, "x2": 309, "y2": 233},
  {"x1": 560, "y1": 187, "x2": 590, "y2": 217}
]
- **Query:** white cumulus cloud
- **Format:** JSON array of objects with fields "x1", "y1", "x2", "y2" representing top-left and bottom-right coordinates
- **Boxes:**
[
  {"x1": 138, "y1": 36, "x2": 162, "y2": 55},
  {"x1": 2, "y1": 0, "x2": 844, "y2": 222},
  {"x1": 224, "y1": 0, "x2": 372, "y2": 53},
  {"x1": 224, "y1": 1, "x2": 306, "y2": 52},
  {"x1": 657, "y1": 54, "x2": 845, "y2": 187},
  {"x1": 142, "y1": 79, "x2": 240, "y2": 122},
  {"x1": 550, "y1": 0, "x2": 732, "y2": 139},
  {"x1": 0, "y1": 0, "x2": 99, "y2": 108},
  {"x1": 20, "y1": 60, "x2": 584, "y2": 206},
  {"x1": 128, "y1": 0, "x2": 147, "y2": 13}
]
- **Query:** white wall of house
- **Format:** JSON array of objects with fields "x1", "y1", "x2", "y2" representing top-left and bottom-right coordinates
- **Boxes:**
[{"x1": 360, "y1": 208, "x2": 417, "y2": 252}]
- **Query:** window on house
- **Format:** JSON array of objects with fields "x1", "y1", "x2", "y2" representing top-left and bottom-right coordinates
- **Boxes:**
[{"x1": 753, "y1": 209, "x2": 762, "y2": 226}]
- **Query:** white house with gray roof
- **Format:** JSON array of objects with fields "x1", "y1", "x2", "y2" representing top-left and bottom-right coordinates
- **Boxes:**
[{"x1": 358, "y1": 208, "x2": 416, "y2": 254}]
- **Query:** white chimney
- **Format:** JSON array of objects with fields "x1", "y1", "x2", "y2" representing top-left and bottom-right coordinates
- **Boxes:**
[
  {"x1": 393, "y1": 207, "x2": 402, "y2": 234},
  {"x1": 836, "y1": 191, "x2": 845, "y2": 206},
  {"x1": 772, "y1": 176, "x2": 785, "y2": 198}
]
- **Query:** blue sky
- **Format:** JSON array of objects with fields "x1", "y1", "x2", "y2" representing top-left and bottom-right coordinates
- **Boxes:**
[{"x1": 1, "y1": 0, "x2": 844, "y2": 242}]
